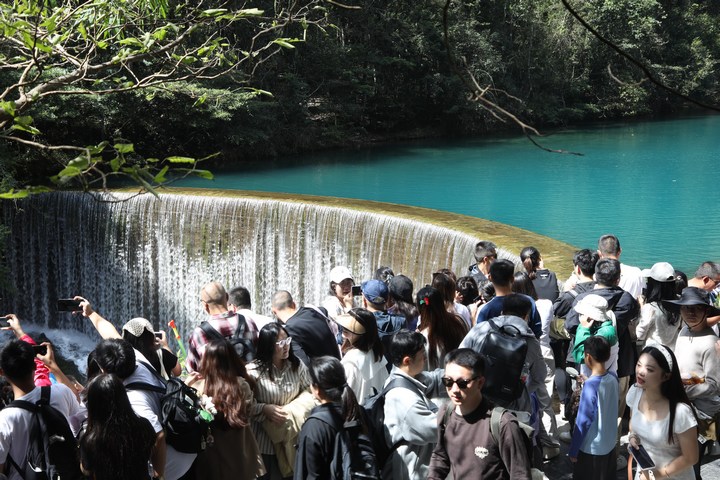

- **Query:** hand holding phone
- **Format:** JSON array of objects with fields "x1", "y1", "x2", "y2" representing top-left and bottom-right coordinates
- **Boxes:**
[
  {"x1": 628, "y1": 444, "x2": 655, "y2": 471},
  {"x1": 351, "y1": 285, "x2": 362, "y2": 297},
  {"x1": 32, "y1": 344, "x2": 48, "y2": 356}
]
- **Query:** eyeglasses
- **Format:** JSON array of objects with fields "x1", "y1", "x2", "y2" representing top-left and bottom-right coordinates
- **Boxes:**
[
  {"x1": 276, "y1": 337, "x2": 292, "y2": 347},
  {"x1": 441, "y1": 376, "x2": 478, "y2": 389}
]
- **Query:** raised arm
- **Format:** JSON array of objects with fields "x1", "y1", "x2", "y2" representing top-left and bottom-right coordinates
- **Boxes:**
[{"x1": 75, "y1": 296, "x2": 122, "y2": 340}]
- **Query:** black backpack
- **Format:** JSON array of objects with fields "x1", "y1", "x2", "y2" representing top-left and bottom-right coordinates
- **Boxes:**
[
  {"x1": 361, "y1": 376, "x2": 426, "y2": 469},
  {"x1": 126, "y1": 361, "x2": 210, "y2": 454},
  {"x1": 477, "y1": 319, "x2": 528, "y2": 404},
  {"x1": 310, "y1": 407, "x2": 380, "y2": 480},
  {"x1": 199, "y1": 314, "x2": 255, "y2": 362},
  {"x1": 7, "y1": 386, "x2": 84, "y2": 480}
]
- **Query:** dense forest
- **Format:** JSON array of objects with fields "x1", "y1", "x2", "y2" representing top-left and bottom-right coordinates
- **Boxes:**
[{"x1": 1, "y1": 0, "x2": 720, "y2": 189}]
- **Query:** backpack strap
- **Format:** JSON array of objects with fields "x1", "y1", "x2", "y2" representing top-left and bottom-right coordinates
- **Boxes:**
[
  {"x1": 382, "y1": 376, "x2": 423, "y2": 398},
  {"x1": 6, "y1": 388, "x2": 48, "y2": 479},
  {"x1": 439, "y1": 405, "x2": 455, "y2": 447},
  {"x1": 380, "y1": 376, "x2": 425, "y2": 452},
  {"x1": 200, "y1": 317, "x2": 255, "y2": 361},
  {"x1": 488, "y1": 318, "x2": 523, "y2": 338},
  {"x1": 489, "y1": 407, "x2": 535, "y2": 444},
  {"x1": 199, "y1": 321, "x2": 225, "y2": 342},
  {"x1": 39, "y1": 385, "x2": 51, "y2": 405},
  {"x1": 489, "y1": 406, "x2": 505, "y2": 444},
  {"x1": 6, "y1": 454, "x2": 23, "y2": 479},
  {"x1": 125, "y1": 381, "x2": 166, "y2": 394},
  {"x1": 125, "y1": 361, "x2": 167, "y2": 393},
  {"x1": 309, "y1": 405, "x2": 343, "y2": 432},
  {"x1": 7, "y1": 399, "x2": 37, "y2": 412}
]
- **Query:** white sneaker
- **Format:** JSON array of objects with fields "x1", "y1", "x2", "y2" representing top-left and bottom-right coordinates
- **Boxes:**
[
  {"x1": 559, "y1": 431, "x2": 572, "y2": 443},
  {"x1": 616, "y1": 455, "x2": 628, "y2": 471}
]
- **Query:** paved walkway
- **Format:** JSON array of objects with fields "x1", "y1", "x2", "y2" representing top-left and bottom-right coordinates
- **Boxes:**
[{"x1": 541, "y1": 411, "x2": 720, "y2": 479}]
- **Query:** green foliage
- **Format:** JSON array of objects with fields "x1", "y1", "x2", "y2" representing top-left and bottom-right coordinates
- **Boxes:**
[
  {"x1": 2, "y1": 0, "x2": 720, "y2": 196},
  {"x1": 0, "y1": 0, "x2": 327, "y2": 195}
]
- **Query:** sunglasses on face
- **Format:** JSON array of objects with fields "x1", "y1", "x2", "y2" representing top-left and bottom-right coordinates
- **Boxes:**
[
  {"x1": 441, "y1": 376, "x2": 478, "y2": 389},
  {"x1": 276, "y1": 337, "x2": 292, "y2": 347}
]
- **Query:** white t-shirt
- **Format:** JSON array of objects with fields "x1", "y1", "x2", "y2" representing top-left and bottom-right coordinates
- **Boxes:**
[
  {"x1": 126, "y1": 350, "x2": 196, "y2": 480},
  {"x1": 620, "y1": 263, "x2": 645, "y2": 299},
  {"x1": 341, "y1": 348, "x2": 389, "y2": 402},
  {"x1": 0, "y1": 383, "x2": 82, "y2": 480},
  {"x1": 626, "y1": 385, "x2": 697, "y2": 480}
]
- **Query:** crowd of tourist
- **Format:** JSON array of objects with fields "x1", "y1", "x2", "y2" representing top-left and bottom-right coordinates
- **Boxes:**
[{"x1": 0, "y1": 233, "x2": 719, "y2": 480}]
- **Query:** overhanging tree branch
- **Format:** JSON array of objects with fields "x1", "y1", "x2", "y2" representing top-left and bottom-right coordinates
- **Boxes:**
[{"x1": 560, "y1": 0, "x2": 720, "y2": 113}]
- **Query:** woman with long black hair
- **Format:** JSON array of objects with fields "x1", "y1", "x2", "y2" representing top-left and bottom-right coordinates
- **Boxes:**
[
  {"x1": 79, "y1": 373, "x2": 156, "y2": 480},
  {"x1": 294, "y1": 356, "x2": 372, "y2": 480},
  {"x1": 337, "y1": 308, "x2": 388, "y2": 400},
  {"x1": 627, "y1": 345, "x2": 698, "y2": 480},
  {"x1": 416, "y1": 286, "x2": 467, "y2": 370},
  {"x1": 637, "y1": 262, "x2": 682, "y2": 349}
]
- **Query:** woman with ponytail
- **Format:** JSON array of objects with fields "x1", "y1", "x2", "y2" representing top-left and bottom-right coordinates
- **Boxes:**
[
  {"x1": 520, "y1": 246, "x2": 560, "y2": 301},
  {"x1": 294, "y1": 356, "x2": 370, "y2": 479}
]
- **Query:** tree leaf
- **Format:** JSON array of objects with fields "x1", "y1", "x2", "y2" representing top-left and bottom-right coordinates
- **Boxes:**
[
  {"x1": 114, "y1": 143, "x2": 134, "y2": 154},
  {"x1": 153, "y1": 165, "x2": 169, "y2": 183},
  {"x1": 56, "y1": 166, "x2": 82, "y2": 178},
  {"x1": 165, "y1": 156, "x2": 196, "y2": 164},
  {"x1": 192, "y1": 169, "x2": 214, "y2": 180},
  {"x1": 273, "y1": 39, "x2": 296, "y2": 49},
  {"x1": 67, "y1": 156, "x2": 89, "y2": 170},
  {"x1": 110, "y1": 157, "x2": 122, "y2": 172}
]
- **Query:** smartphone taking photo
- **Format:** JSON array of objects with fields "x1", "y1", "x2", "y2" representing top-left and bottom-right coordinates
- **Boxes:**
[
  {"x1": 351, "y1": 285, "x2": 362, "y2": 297},
  {"x1": 32, "y1": 344, "x2": 48, "y2": 356},
  {"x1": 57, "y1": 299, "x2": 82, "y2": 312},
  {"x1": 628, "y1": 444, "x2": 655, "y2": 471}
]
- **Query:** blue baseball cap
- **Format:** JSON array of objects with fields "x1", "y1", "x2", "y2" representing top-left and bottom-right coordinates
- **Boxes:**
[{"x1": 361, "y1": 279, "x2": 388, "y2": 305}]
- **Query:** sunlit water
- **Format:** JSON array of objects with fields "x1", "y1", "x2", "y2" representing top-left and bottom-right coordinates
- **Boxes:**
[{"x1": 178, "y1": 115, "x2": 720, "y2": 273}]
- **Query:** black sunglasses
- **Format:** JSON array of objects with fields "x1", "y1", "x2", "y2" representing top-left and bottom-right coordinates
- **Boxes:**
[{"x1": 441, "y1": 376, "x2": 478, "y2": 389}]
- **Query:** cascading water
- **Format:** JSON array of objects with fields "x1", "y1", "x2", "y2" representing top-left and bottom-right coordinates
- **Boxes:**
[{"x1": 0, "y1": 191, "x2": 516, "y2": 351}]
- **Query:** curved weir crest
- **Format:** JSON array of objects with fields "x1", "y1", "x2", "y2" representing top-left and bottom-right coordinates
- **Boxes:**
[{"x1": 1, "y1": 191, "x2": 539, "y2": 344}]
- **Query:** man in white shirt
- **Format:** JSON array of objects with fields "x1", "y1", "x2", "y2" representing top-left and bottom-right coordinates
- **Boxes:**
[
  {"x1": 597, "y1": 234, "x2": 645, "y2": 299},
  {"x1": 0, "y1": 339, "x2": 82, "y2": 480}
]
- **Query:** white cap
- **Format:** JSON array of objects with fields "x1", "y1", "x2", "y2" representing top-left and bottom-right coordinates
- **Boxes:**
[
  {"x1": 329, "y1": 266, "x2": 353, "y2": 284},
  {"x1": 641, "y1": 262, "x2": 675, "y2": 282}
]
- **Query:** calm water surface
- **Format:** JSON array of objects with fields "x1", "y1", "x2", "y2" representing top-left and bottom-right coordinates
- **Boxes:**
[{"x1": 178, "y1": 115, "x2": 720, "y2": 272}]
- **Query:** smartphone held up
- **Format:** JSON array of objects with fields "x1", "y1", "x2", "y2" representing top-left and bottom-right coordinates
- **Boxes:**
[{"x1": 57, "y1": 299, "x2": 82, "y2": 312}]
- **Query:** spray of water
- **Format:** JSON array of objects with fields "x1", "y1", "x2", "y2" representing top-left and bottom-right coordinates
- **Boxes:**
[{"x1": 1, "y1": 191, "x2": 517, "y2": 354}]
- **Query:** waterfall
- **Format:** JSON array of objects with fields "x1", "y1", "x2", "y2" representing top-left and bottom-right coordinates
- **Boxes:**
[{"x1": 0, "y1": 191, "x2": 517, "y2": 345}]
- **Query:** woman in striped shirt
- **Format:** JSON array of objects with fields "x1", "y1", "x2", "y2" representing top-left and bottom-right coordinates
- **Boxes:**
[{"x1": 248, "y1": 322, "x2": 312, "y2": 480}]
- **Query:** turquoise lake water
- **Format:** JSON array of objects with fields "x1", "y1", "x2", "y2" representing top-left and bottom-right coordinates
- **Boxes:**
[{"x1": 177, "y1": 115, "x2": 720, "y2": 273}]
